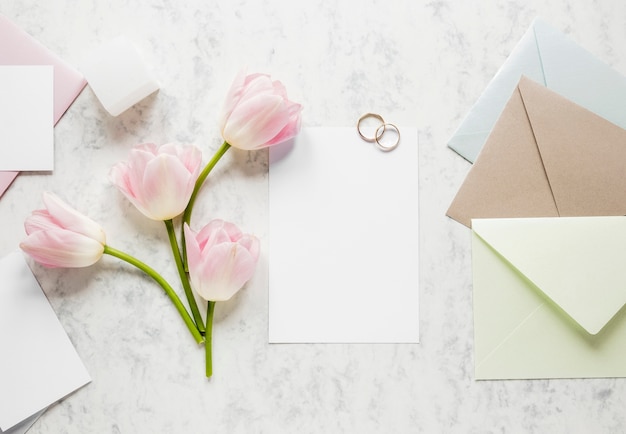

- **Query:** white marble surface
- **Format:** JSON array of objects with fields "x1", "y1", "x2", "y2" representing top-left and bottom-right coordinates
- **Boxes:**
[{"x1": 1, "y1": 1, "x2": 626, "y2": 433}]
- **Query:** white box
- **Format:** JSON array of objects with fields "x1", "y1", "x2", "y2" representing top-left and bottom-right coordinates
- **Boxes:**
[{"x1": 81, "y1": 35, "x2": 160, "y2": 116}]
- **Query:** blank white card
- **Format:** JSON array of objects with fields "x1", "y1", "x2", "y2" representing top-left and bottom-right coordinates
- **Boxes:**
[
  {"x1": 269, "y1": 127, "x2": 419, "y2": 343},
  {"x1": 0, "y1": 251, "x2": 90, "y2": 431},
  {"x1": 0, "y1": 65, "x2": 53, "y2": 171}
]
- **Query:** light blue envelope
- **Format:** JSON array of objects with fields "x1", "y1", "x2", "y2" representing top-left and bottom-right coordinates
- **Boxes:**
[{"x1": 449, "y1": 18, "x2": 626, "y2": 163}]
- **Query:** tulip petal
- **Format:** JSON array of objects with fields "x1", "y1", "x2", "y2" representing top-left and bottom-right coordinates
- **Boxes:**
[
  {"x1": 184, "y1": 223, "x2": 203, "y2": 271},
  {"x1": 240, "y1": 74, "x2": 274, "y2": 99},
  {"x1": 219, "y1": 70, "x2": 249, "y2": 125},
  {"x1": 42, "y1": 192, "x2": 106, "y2": 244},
  {"x1": 195, "y1": 243, "x2": 257, "y2": 301},
  {"x1": 237, "y1": 234, "x2": 261, "y2": 262},
  {"x1": 223, "y1": 94, "x2": 289, "y2": 149},
  {"x1": 265, "y1": 102, "x2": 303, "y2": 147},
  {"x1": 202, "y1": 228, "x2": 232, "y2": 251},
  {"x1": 124, "y1": 145, "x2": 160, "y2": 198},
  {"x1": 134, "y1": 142, "x2": 159, "y2": 155},
  {"x1": 160, "y1": 143, "x2": 203, "y2": 175},
  {"x1": 109, "y1": 162, "x2": 153, "y2": 217},
  {"x1": 195, "y1": 219, "x2": 242, "y2": 250},
  {"x1": 220, "y1": 220, "x2": 244, "y2": 241},
  {"x1": 140, "y1": 154, "x2": 193, "y2": 220},
  {"x1": 20, "y1": 229, "x2": 104, "y2": 268},
  {"x1": 24, "y1": 210, "x2": 59, "y2": 234},
  {"x1": 110, "y1": 163, "x2": 131, "y2": 193}
]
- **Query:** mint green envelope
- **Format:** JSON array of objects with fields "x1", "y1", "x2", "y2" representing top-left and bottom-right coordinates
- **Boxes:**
[
  {"x1": 449, "y1": 18, "x2": 626, "y2": 163},
  {"x1": 472, "y1": 217, "x2": 626, "y2": 380}
]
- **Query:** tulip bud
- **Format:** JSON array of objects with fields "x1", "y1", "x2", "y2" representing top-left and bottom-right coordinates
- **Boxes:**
[
  {"x1": 219, "y1": 71, "x2": 302, "y2": 150},
  {"x1": 20, "y1": 192, "x2": 106, "y2": 268},
  {"x1": 109, "y1": 143, "x2": 203, "y2": 221},
  {"x1": 184, "y1": 220, "x2": 260, "y2": 301}
]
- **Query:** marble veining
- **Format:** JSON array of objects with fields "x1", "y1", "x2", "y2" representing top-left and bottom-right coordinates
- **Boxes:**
[{"x1": 2, "y1": 0, "x2": 626, "y2": 432}]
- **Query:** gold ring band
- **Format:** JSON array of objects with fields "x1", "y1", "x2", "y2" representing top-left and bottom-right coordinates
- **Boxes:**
[
  {"x1": 357, "y1": 113, "x2": 400, "y2": 151},
  {"x1": 374, "y1": 123, "x2": 400, "y2": 152},
  {"x1": 357, "y1": 113, "x2": 385, "y2": 143}
]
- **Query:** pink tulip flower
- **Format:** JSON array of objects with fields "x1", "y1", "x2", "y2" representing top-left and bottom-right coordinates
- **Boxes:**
[
  {"x1": 109, "y1": 143, "x2": 203, "y2": 221},
  {"x1": 20, "y1": 192, "x2": 106, "y2": 268},
  {"x1": 184, "y1": 220, "x2": 260, "y2": 302},
  {"x1": 219, "y1": 71, "x2": 302, "y2": 150}
]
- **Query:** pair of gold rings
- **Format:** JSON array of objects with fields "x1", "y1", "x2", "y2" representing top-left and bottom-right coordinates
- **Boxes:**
[{"x1": 356, "y1": 113, "x2": 400, "y2": 152}]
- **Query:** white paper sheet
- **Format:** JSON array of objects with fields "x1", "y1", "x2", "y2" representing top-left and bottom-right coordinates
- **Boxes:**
[
  {"x1": 268, "y1": 127, "x2": 420, "y2": 343},
  {"x1": 0, "y1": 65, "x2": 53, "y2": 171},
  {"x1": 0, "y1": 251, "x2": 90, "y2": 432}
]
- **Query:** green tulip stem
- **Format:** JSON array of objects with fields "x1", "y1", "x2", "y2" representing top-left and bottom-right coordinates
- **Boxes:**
[
  {"x1": 183, "y1": 141, "x2": 231, "y2": 227},
  {"x1": 205, "y1": 301, "x2": 216, "y2": 378},
  {"x1": 182, "y1": 141, "x2": 231, "y2": 270},
  {"x1": 103, "y1": 245, "x2": 204, "y2": 344},
  {"x1": 164, "y1": 219, "x2": 205, "y2": 334}
]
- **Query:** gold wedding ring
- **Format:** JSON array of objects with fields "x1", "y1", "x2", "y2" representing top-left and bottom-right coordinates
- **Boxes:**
[
  {"x1": 356, "y1": 113, "x2": 400, "y2": 152},
  {"x1": 357, "y1": 113, "x2": 385, "y2": 142}
]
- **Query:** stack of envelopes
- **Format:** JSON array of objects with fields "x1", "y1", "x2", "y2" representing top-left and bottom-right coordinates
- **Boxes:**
[
  {"x1": 447, "y1": 19, "x2": 626, "y2": 379},
  {"x1": 448, "y1": 18, "x2": 626, "y2": 164}
]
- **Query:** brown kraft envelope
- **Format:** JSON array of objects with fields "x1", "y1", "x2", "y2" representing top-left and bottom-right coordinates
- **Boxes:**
[{"x1": 447, "y1": 75, "x2": 626, "y2": 228}]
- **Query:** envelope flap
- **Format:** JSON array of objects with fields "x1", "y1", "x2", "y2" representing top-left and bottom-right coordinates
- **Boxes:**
[
  {"x1": 0, "y1": 14, "x2": 86, "y2": 124},
  {"x1": 472, "y1": 217, "x2": 626, "y2": 335},
  {"x1": 518, "y1": 76, "x2": 626, "y2": 217}
]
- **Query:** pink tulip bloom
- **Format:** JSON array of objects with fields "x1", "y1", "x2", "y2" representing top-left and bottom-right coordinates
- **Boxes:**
[
  {"x1": 20, "y1": 192, "x2": 106, "y2": 268},
  {"x1": 219, "y1": 71, "x2": 302, "y2": 150},
  {"x1": 109, "y1": 143, "x2": 203, "y2": 221},
  {"x1": 184, "y1": 220, "x2": 260, "y2": 302}
]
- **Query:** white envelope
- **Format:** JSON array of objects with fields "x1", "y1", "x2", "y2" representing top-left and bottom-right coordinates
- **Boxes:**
[
  {"x1": 0, "y1": 251, "x2": 90, "y2": 431},
  {"x1": 449, "y1": 18, "x2": 626, "y2": 163},
  {"x1": 472, "y1": 217, "x2": 626, "y2": 380},
  {"x1": 268, "y1": 127, "x2": 419, "y2": 343}
]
